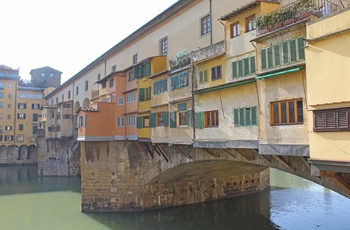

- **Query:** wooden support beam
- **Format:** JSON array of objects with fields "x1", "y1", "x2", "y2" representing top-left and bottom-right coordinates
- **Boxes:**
[
  {"x1": 259, "y1": 154, "x2": 271, "y2": 165},
  {"x1": 300, "y1": 156, "x2": 310, "y2": 170},
  {"x1": 272, "y1": 155, "x2": 295, "y2": 172},
  {"x1": 135, "y1": 141, "x2": 153, "y2": 158},
  {"x1": 143, "y1": 142, "x2": 154, "y2": 159},
  {"x1": 235, "y1": 149, "x2": 255, "y2": 161},
  {"x1": 175, "y1": 145, "x2": 192, "y2": 159},
  {"x1": 219, "y1": 148, "x2": 236, "y2": 158},
  {"x1": 156, "y1": 144, "x2": 171, "y2": 163},
  {"x1": 202, "y1": 148, "x2": 221, "y2": 159}
]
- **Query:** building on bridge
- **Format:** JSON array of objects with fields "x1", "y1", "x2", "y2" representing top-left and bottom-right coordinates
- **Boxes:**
[{"x1": 40, "y1": 0, "x2": 350, "y2": 209}]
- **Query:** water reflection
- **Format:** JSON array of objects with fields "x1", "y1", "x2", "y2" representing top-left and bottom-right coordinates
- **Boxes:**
[
  {"x1": 87, "y1": 188, "x2": 280, "y2": 230},
  {"x1": 0, "y1": 165, "x2": 80, "y2": 195}
]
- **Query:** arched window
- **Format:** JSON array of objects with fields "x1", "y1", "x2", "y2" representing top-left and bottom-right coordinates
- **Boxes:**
[{"x1": 0, "y1": 81, "x2": 4, "y2": 89}]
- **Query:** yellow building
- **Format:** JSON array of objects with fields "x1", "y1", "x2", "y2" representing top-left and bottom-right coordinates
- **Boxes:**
[{"x1": 306, "y1": 7, "x2": 350, "y2": 178}]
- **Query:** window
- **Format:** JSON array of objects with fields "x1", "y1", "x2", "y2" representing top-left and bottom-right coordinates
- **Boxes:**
[
  {"x1": 199, "y1": 70, "x2": 208, "y2": 83},
  {"x1": 7, "y1": 104, "x2": 11, "y2": 109},
  {"x1": 179, "y1": 111, "x2": 188, "y2": 126},
  {"x1": 0, "y1": 92, "x2": 3, "y2": 98},
  {"x1": 36, "y1": 94, "x2": 43, "y2": 99},
  {"x1": 8, "y1": 83, "x2": 12, "y2": 88},
  {"x1": 232, "y1": 56, "x2": 256, "y2": 78},
  {"x1": 19, "y1": 93, "x2": 26, "y2": 98},
  {"x1": 211, "y1": 66, "x2": 222, "y2": 81},
  {"x1": 56, "y1": 125, "x2": 60, "y2": 132},
  {"x1": 246, "y1": 15, "x2": 256, "y2": 32},
  {"x1": 0, "y1": 102, "x2": 2, "y2": 108},
  {"x1": 271, "y1": 99, "x2": 303, "y2": 125},
  {"x1": 128, "y1": 71, "x2": 134, "y2": 82},
  {"x1": 62, "y1": 94, "x2": 64, "y2": 101},
  {"x1": 145, "y1": 87, "x2": 151, "y2": 101},
  {"x1": 126, "y1": 92, "x2": 136, "y2": 103},
  {"x1": 171, "y1": 71, "x2": 188, "y2": 90},
  {"x1": 68, "y1": 90, "x2": 71, "y2": 99},
  {"x1": 205, "y1": 110, "x2": 219, "y2": 127},
  {"x1": 33, "y1": 114, "x2": 38, "y2": 122},
  {"x1": 16, "y1": 135, "x2": 24, "y2": 142},
  {"x1": 5, "y1": 126, "x2": 12, "y2": 131},
  {"x1": 50, "y1": 73, "x2": 54, "y2": 78},
  {"x1": 314, "y1": 108, "x2": 350, "y2": 132},
  {"x1": 261, "y1": 37, "x2": 305, "y2": 70},
  {"x1": 133, "y1": 62, "x2": 151, "y2": 79},
  {"x1": 7, "y1": 115, "x2": 11, "y2": 120},
  {"x1": 0, "y1": 82, "x2": 4, "y2": 89},
  {"x1": 111, "y1": 65, "x2": 117, "y2": 73},
  {"x1": 201, "y1": 14, "x2": 211, "y2": 36},
  {"x1": 133, "y1": 54, "x2": 138, "y2": 65},
  {"x1": 85, "y1": 80, "x2": 88, "y2": 91},
  {"x1": 41, "y1": 72, "x2": 45, "y2": 78},
  {"x1": 143, "y1": 116, "x2": 150, "y2": 128},
  {"x1": 63, "y1": 114, "x2": 72, "y2": 119},
  {"x1": 17, "y1": 113, "x2": 26, "y2": 119},
  {"x1": 8, "y1": 93, "x2": 11, "y2": 99},
  {"x1": 230, "y1": 22, "x2": 240, "y2": 38},
  {"x1": 32, "y1": 104, "x2": 40, "y2": 109},
  {"x1": 76, "y1": 86, "x2": 79, "y2": 95},
  {"x1": 63, "y1": 103, "x2": 72, "y2": 108},
  {"x1": 157, "y1": 113, "x2": 164, "y2": 127},
  {"x1": 28, "y1": 94, "x2": 34, "y2": 99},
  {"x1": 160, "y1": 37, "x2": 168, "y2": 55},
  {"x1": 97, "y1": 74, "x2": 101, "y2": 81},
  {"x1": 234, "y1": 106, "x2": 258, "y2": 126},
  {"x1": 18, "y1": 103, "x2": 26, "y2": 109},
  {"x1": 118, "y1": 97, "x2": 124, "y2": 105},
  {"x1": 4, "y1": 135, "x2": 13, "y2": 141},
  {"x1": 32, "y1": 125, "x2": 38, "y2": 135},
  {"x1": 127, "y1": 115, "x2": 136, "y2": 126},
  {"x1": 52, "y1": 113, "x2": 55, "y2": 119},
  {"x1": 0, "y1": 72, "x2": 5, "y2": 77},
  {"x1": 0, "y1": 113, "x2": 2, "y2": 120},
  {"x1": 56, "y1": 97, "x2": 58, "y2": 104},
  {"x1": 109, "y1": 78, "x2": 114, "y2": 88},
  {"x1": 116, "y1": 117, "x2": 125, "y2": 127},
  {"x1": 154, "y1": 79, "x2": 167, "y2": 95},
  {"x1": 19, "y1": 124, "x2": 24, "y2": 131}
]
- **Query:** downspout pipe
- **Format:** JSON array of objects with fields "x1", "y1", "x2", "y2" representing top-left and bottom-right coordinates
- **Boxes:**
[
  {"x1": 251, "y1": 41, "x2": 261, "y2": 140},
  {"x1": 209, "y1": 0, "x2": 213, "y2": 45}
]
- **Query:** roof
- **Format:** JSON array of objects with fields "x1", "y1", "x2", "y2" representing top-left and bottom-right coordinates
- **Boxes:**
[
  {"x1": 45, "y1": 0, "x2": 197, "y2": 99},
  {"x1": 219, "y1": 0, "x2": 280, "y2": 21},
  {"x1": 0, "y1": 64, "x2": 16, "y2": 70},
  {"x1": 29, "y1": 66, "x2": 63, "y2": 75}
]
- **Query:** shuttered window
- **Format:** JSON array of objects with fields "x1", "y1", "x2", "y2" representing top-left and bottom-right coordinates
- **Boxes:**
[
  {"x1": 233, "y1": 106, "x2": 258, "y2": 126},
  {"x1": 195, "y1": 112, "x2": 204, "y2": 129},
  {"x1": 261, "y1": 37, "x2": 305, "y2": 71},
  {"x1": 199, "y1": 70, "x2": 208, "y2": 83},
  {"x1": 314, "y1": 108, "x2": 350, "y2": 132},
  {"x1": 205, "y1": 110, "x2": 219, "y2": 127},
  {"x1": 171, "y1": 71, "x2": 188, "y2": 89},
  {"x1": 170, "y1": 112, "x2": 177, "y2": 128},
  {"x1": 232, "y1": 56, "x2": 256, "y2": 78},
  {"x1": 133, "y1": 62, "x2": 151, "y2": 79}
]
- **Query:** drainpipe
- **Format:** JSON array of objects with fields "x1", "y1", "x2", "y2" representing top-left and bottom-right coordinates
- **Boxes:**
[
  {"x1": 209, "y1": 0, "x2": 213, "y2": 45},
  {"x1": 251, "y1": 41, "x2": 261, "y2": 140},
  {"x1": 14, "y1": 78, "x2": 18, "y2": 146},
  {"x1": 191, "y1": 64, "x2": 196, "y2": 142}
]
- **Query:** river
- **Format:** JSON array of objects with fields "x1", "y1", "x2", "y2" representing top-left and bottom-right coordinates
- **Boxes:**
[{"x1": 0, "y1": 165, "x2": 349, "y2": 230}]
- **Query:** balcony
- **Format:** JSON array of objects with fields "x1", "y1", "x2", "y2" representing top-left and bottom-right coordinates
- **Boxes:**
[
  {"x1": 191, "y1": 41, "x2": 225, "y2": 63},
  {"x1": 256, "y1": 0, "x2": 343, "y2": 35}
]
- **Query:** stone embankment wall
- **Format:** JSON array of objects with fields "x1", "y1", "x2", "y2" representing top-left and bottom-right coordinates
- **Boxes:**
[
  {"x1": 81, "y1": 141, "x2": 269, "y2": 212},
  {"x1": 0, "y1": 145, "x2": 37, "y2": 165},
  {"x1": 37, "y1": 137, "x2": 80, "y2": 176}
]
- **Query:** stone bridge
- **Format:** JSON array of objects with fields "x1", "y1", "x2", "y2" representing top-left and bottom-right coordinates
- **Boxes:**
[
  {"x1": 80, "y1": 140, "x2": 349, "y2": 212},
  {"x1": 0, "y1": 144, "x2": 37, "y2": 165}
]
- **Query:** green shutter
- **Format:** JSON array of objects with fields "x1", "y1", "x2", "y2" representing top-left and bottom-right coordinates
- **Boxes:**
[
  {"x1": 267, "y1": 47, "x2": 273, "y2": 69},
  {"x1": 134, "y1": 66, "x2": 141, "y2": 79},
  {"x1": 282, "y1": 41, "x2": 289, "y2": 64},
  {"x1": 261, "y1": 49, "x2": 267, "y2": 70},
  {"x1": 234, "y1": 108, "x2": 239, "y2": 126},
  {"x1": 274, "y1": 45, "x2": 280, "y2": 66},
  {"x1": 170, "y1": 112, "x2": 177, "y2": 128},
  {"x1": 251, "y1": 106, "x2": 258, "y2": 126},
  {"x1": 238, "y1": 60, "x2": 243, "y2": 77},
  {"x1": 250, "y1": 56, "x2": 255, "y2": 74},
  {"x1": 204, "y1": 70, "x2": 208, "y2": 82},
  {"x1": 195, "y1": 112, "x2": 204, "y2": 129},
  {"x1": 140, "y1": 63, "x2": 145, "y2": 78},
  {"x1": 164, "y1": 111, "x2": 169, "y2": 127},
  {"x1": 149, "y1": 113, "x2": 156, "y2": 128},
  {"x1": 139, "y1": 88, "x2": 145, "y2": 102},
  {"x1": 145, "y1": 62, "x2": 151, "y2": 76},
  {"x1": 200, "y1": 71, "x2": 203, "y2": 83},
  {"x1": 178, "y1": 102, "x2": 187, "y2": 111},
  {"x1": 243, "y1": 58, "x2": 249, "y2": 76},
  {"x1": 137, "y1": 116, "x2": 142, "y2": 129},
  {"x1": 239, "y1": 108, "x2": 245, "y2": 126},
  {"x1": 290, "y1": 39, "x2": 297, "y2": 62},
  {"x1": 298, "y1": 37, "x2": 305, "y2": 60},
  {"x1": 245, "y1": 108, "x2": 251, "y2": 125},
  {"x1": 232, "y1": 61, "x2": 238, "y2": 78},
  {"x1": 187, "y1": 109, "x2": 193, "y2": 126}
]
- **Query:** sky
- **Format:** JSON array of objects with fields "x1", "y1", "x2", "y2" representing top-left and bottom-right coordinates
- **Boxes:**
[{"x1": 1, "y1": 0, "x2": 178, "y2": 83}]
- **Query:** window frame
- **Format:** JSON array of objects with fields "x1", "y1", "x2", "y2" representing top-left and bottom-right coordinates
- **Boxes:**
[
  {"x1": 313, "y1": 108, "x2": 350, "y2": 132},
  {"x1": 201, "y1": 14, "x2": 211, "y2": 36},
  {"x1": 160, "y1": 36, "x2": 168, "y2": 55},
  {"x1": 271, "y1": 99, "x2": 303, "y2": 126},
  {"x1": 211, "y1": 65, "x2": 222, "y2": 81},
  {"x1": 230, "y1": 21, "x2": 240, "y2": 38},
  {"x1": 205, "y1": 110, "x2": 219, "y2": 128},
  {"x1": 246, "y1": 15, "x2": 256, "y2": 32}
]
